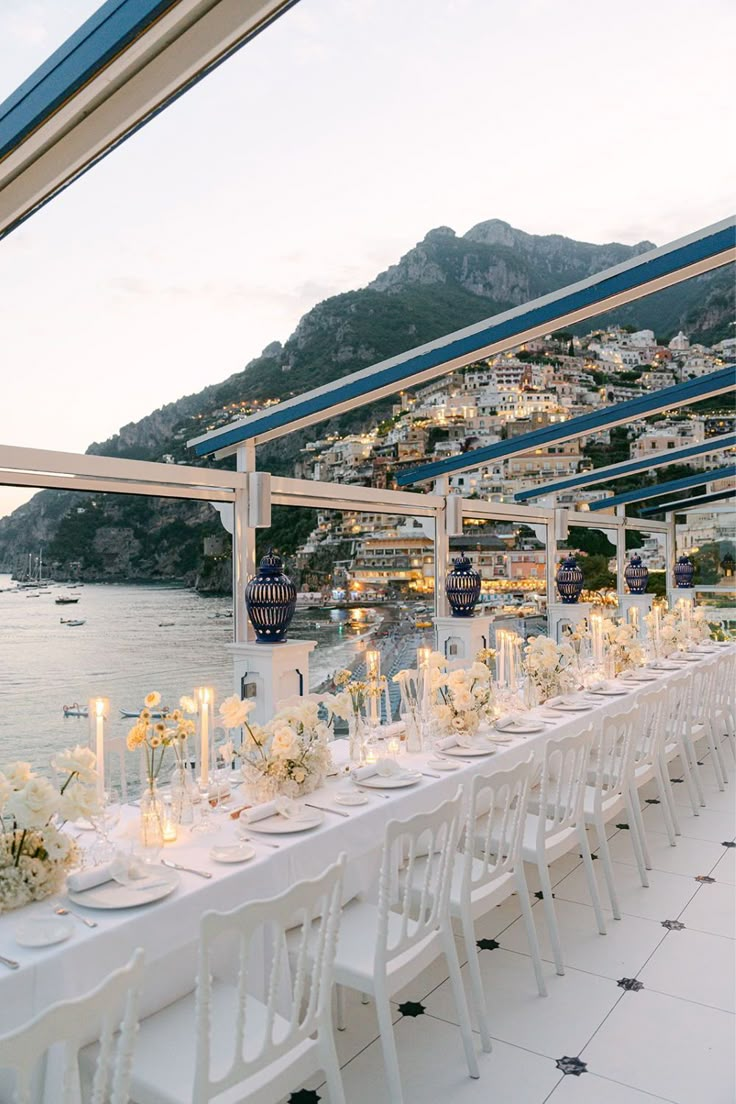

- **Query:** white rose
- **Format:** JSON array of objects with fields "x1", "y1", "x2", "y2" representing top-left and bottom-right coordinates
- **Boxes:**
[
  {"x1": 42, "y1": 826, "x2": 72, "y2": 861},
  {"x1": 6, "y1": 777, "x2": 59, "y2": 829},
  {"x1": 58, "y1": 780, "x2": 101, "y2": 823},
  {"x1": 271, "y1": 726, "x2": 298, "y2": 759},
  {"x1": 468, "y1": 662, "x2": 490, "y2": 681},
  {"x1": 219, "y1": 695, "x2": 255, "y2": 730},
  {"x1": 217, "y1": 740, "x2": 237, "y2": 766},
  {"x1": 5, "y1": 762, "x2": 33, "y2": 790},
  {"x1": 452, "y1": 690, "x2": 473, "y2": 712},
  {"x1": 0, "y1": 772, "x2": 11, "y2": 811},
  {"x1": 52, "y1": 745, "x2": 97, "y2": 784}
]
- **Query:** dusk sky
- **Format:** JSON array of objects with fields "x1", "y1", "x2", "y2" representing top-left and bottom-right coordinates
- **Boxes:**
[{"x1": 0, "y1": 0, "x2": 733, "y2": 517}]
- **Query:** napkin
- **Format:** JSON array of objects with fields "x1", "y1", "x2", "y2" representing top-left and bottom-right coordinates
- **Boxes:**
[
  {"x1": 435, "y1": 732, "x2": 477, "y2": 749},
  {"x1": 66, "y1": 853, "x2": 149, "y2": 892},
  {"x1": 241, "y1": 796, "x2": 298, "y2": 824},
  {"x1": 494, "y1": 712, "x2": 525, "y2": 731},
  {"x1": 351, "y1": 758, "x2": 403, "y2": 781},
  {"x1": 381, "y1": 721, "x2": 406, "y2": 739}
]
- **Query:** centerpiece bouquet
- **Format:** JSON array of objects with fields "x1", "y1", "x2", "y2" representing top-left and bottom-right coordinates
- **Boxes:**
[
  {"x1": 325, "y1": 669, "x2": 383, "y2": 762},
  {"x1": 0, "y1": 747, "x2": 100, "y2": 912},
  {"x1": 126, "y1": 692, "x2": 196, "y2": 845},
  {"x1": 236, "y1": 696, "x2": 333, "y2": 801},
  {"x1": 600, "y1": 617, "x2": 646, "y2": 674},
  {"x1": 523, "y1": 635, "x2": 576, "y2": 703},
  {"x1": 428, "y1": 653, "x2": 494, "y2": 737}
]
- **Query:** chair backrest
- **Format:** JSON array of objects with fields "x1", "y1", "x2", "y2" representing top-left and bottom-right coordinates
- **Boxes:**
[
  {"x1": 376, "y1": 789, "x2": 464, "y2": 973},
  {"x1": 589, "y1": 706, "x2": 637, "y2": 807},
  {"x1": 193, "y1": 855, "x2": 345, "y2": 1103},
  {"x1": 466, "y1": 754, "x2": 534, "y2": 895},
  {"x1": 0, "y1": 948, "x2": 143, "y2": 1104},
  {"x1": 631, "y1": 684, "x2": 667, "y2": 769},
  {"x1": 662, "y1": 670, "x2": 691, "y2": 747},
  {"x1": 536, "y1": 728, "x2": 592, "y2": 846},
  {"x1": 685, "y1": 663, "x2": 715, "y2": 729}
]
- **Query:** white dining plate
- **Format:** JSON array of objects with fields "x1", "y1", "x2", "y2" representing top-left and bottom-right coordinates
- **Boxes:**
[
  {"x1": 587, "y1": 686, "x2": 629, "y2": 697},
  {"x1": 427, "y1": 758, "x2": 461, "y2": 771},
  {"x1": 209, "y1": 843, "x2": 255, "y2": 864},
  {"x1": 442, "y1": 742, "x2": 497, "y2": 756},
  {"x1": 68, "y1": 866, "x2": 180, "y2": 910},
  {"x1": 357, "y1": 771, "x2": 422, "y2": 788},
  {"x1": 619, "y1": 672, "x2": 661, "y2": 682},
  {"x1": 244, "y1": 810, "x2": 325, "y2": 833},
  {"x1": 15, "y1": 916, "x2": 74, "y2": 948},
  {"x1": 333, "y1": 790, "x2": 370, "y2": 806},
  {"x1": 547, "y1": 701, "x2": 593, "y2": 712},
  {"x1": 494, "y1": 720, "x2": 546, "y2": 734}
]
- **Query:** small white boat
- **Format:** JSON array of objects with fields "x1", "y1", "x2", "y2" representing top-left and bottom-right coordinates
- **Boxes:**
[
  {"x1": 61, "y1": 618, "x2": 86, "y2": 626},
  {"x1": 63, "y1": 703, "x2": 88, "y2": 718},
  {"x1": 120, "y1": 706, "x2": 170, "y2": 718}
]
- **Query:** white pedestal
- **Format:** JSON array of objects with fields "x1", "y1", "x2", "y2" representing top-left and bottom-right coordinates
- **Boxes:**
[
  {"x1": 547, "y1": 602, "x2": 591, "y2": 644},
  {"x1": 226, "y1": 639, "x2": 317, "y2": 726},
  {"x1": 619, "y1": 594, "x2": 653, "y2": 640},
  {"x1": 434, "y1": 614, "x2": 495, "y2": 666}
]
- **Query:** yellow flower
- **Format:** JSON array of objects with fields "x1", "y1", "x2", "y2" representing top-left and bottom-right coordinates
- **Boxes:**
[
  {"x1": 150, "y1": 735, "x2": 162, "y2": 748},
  {"x1": 126, "y1": 725, "x2": 146, "y2": 751},
  {"x1": 179, "y1": 695, "x2": 197, "y2": 714},
  {"x1": 154, "y1": 722, "x2": 166, "y2": 735},
  {"x1": 140, "y1": 709, "x2": 151, "y2": 723},
  {"x1": 144, "y1": 691, "x2": 161, "y2": 708}
]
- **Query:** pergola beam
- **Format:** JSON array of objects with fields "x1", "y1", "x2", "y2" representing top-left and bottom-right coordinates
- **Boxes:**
[
  {"x1": 398, "y1": 366, "x2": 736, "y2": 486},
  {"x1": 0, "y1": 0, "x2": 300, "y2": 240},
  {"x1": 586, "y1": 464, "x2": 736, "y2": 511},
  {"x1": 190, "y1": 219, "x2": 736, "y2": 458},
  {"x1": 639, "y1": 488, "x2": 736, "y2": 515},
  {"x1": 513, "y1": 432, "x2": 736, "y2": 502}
]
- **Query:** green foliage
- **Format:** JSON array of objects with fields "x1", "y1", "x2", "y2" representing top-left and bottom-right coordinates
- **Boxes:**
[{"x1": 580, "y1": 554, "x2": 616, "y2": 590}]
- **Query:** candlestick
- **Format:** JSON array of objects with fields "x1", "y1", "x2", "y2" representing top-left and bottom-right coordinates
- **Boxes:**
[
  {"x1": 88, "y1": 697, "x2": 109, "y2": 804},
  {"x1": 195, "y1": 687, "x2": 213, "y2": 786},
  {"x1": 417, "y1": 646, "x2": 431, "y2": 721},
  {"x1": 365, "y1": 649, "x2": 381, "y2": 727},
  {"x1": 496, "y1": 631, "x2": 506, "y2": 689},
  {"x1": 162, "y1": 794, "x2": 178, "y2": 842},
  {"x1": 590, "y1": 615, "x2": 603, "y2": 669},
  {"x1": 628, "y1": 605, "x2": 639, "y2": 632}
]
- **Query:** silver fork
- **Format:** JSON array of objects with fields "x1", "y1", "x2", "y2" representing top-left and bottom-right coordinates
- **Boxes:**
[
  {"x1": 239, "y1": 834, "x2": 281, "y2": 849},
  {"x1": 0, "y1": 955, "x2": 19, "y2": 970},
  {"x1": 54, "y1": 905, "x2": 97, "y2": 929}
]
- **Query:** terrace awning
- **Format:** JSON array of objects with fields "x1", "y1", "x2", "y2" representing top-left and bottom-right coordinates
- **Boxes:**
[
  {"x1": 586, "y1": 464, "x2": 736, "y2": 512},
  {"x1": 513, "y1": 432, "x2": 736, "y2": 503},
  {"x1": 190, "y1": 218, "x2": 736, "y2": 458},
  {"x1": 0, "y1": 0, "x2": 299, "y2": 240},
  {"x1": 639, "y1": 488, "x2": 736, "y2": 516}
]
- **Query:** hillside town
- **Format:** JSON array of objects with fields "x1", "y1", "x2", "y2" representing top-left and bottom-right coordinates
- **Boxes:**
[{"x1": 279, "y1": 325, "x2": 735, "y2": 602}]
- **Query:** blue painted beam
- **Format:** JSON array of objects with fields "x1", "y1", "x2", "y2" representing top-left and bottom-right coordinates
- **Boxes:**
[
  {"x1": 190, "y1": 219, "x2": 736, "y2": 456},
  {"x1": 638, "y1": 488, "x2": 736, "y2": 515},
  {"x1": 513, "y1": 431, "x2": 736, "y2": 502},
  {"x1": 586, "y1": 464, "x2": 736, "y2": 511},
  {"x1": 0, "y1": 0, "x2": 178, "y2": 161},
  {"x1": 395, "y1": 367, "x2": 736, "y2": 486}
]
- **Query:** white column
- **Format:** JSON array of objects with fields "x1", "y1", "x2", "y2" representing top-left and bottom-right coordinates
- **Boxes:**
[
  {"x1": 234, "y1": 445, "x2": 257, "y2": 643},
  {"x1": 616, "y1": 506, "x2": 627, "y2": 610},
  {"x1": 433, "y1": 478, "x2": 450, "y2": 623},
  {"x1": 665, "y1": 511, "x2": 676, "y2": 607}
]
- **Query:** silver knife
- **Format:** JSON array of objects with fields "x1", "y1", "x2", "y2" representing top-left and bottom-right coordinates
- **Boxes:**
[
  {"x1": 303, "y1": 802, "x2": 350, "y2": 818},
  {"x1": 160, "y1": 859, "x2": 212, "y2": 879}
]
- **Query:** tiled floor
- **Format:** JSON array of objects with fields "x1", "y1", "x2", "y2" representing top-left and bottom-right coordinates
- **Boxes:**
[{"x1": 286, "y1": 746, "x2": 735, "y2": 1104}]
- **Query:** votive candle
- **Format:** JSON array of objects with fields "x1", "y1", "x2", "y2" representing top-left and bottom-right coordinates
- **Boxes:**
[
  {"x1": 195, "y1": 687, "x2": 213, "y2": 786},
  {"x1": 89, "y1": 697, "x2": 108, "y2": 804}
]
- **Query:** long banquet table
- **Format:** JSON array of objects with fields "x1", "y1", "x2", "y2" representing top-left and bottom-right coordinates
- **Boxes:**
[{"x1": 0, "y1": 646, "x2": 730, "y2": 1082}]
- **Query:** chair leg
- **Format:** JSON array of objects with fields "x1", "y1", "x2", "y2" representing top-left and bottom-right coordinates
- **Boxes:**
[
  {"x1": 578, "y1": 825, "x2": 607, "y2": 935},
  {"x1": 625, "y1": 788, "x2": 650, "y2": 888},
  {"x1": 683, "y1": 734, "x2": 707, "y2": 807},
  {"x1": 335, "y1": 984, "x2": 346, "y2": 1031},
  {"x1": 655, "y1": 761, "x2": 681, "y2": 837},
  {"x1": 537, "y1": 858, "x2": 565, "y2": 976},
  {"x1": 514, "y1": 867, "x2": 547, "y2": 997},
  {"x1": 629, "y1": 791, "x2": 652, "y2": 872},
  {"x1": 441, "y1": 924, "x2": 480, "y2": 1079},
  {"x1": 595, "y1": 816, "x2": 621, "y2": 920},
  {"x1": 710, "y1": 722, "x2": 728, "y2": 788},
  {"x1": 319, "y1": 1026, "x2": 347, "y2": 1104},
  {"x1": 673, "y1": 742, "x2": 701, "y2": 815},
  {"x1": 460, "y1": 909, "x2": 492, "y2": 1053},
  {"x1": 653, "y1": 767, "x2": 677, "y2": 846},
  {"x1": 374, "y1": 980, "x2": 405, "y2": 1104}
]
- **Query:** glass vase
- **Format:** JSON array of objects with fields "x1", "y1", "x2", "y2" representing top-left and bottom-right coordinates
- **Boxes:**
[
  {"x1": 170, "y1": 763, "x2": 196, "y2": 826},
  {"x1": 401, "y1": 711, "x2": 422, "y2": 753},
  {"x1": 139, "y1": 782, "x2": 165, "y2": 849},
  {"x1": 347, "y1": 711, "x2": 368, "y2": 765}
]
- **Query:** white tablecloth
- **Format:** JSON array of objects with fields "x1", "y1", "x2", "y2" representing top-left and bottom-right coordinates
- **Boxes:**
[{"x1": 0, "y1": 646, "x2": 728, "y2": 1097}]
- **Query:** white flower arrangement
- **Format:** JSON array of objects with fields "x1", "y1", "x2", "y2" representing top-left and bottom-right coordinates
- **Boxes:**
[
  {"x1": 234, "y1": 696, "x2": 333, "y2": 799},
  {"x1": 600, "y1": 617, "x2": 646, "y2": 673},
  {"x1": 523, "y1": 635, "x2": 576, "y2": 702},
  {"x1": 0, "y1": 748, "x2": 99, "y2": 912},
  {"x1": 426, "y1": 652, "x2": 494, "y2": 736}
]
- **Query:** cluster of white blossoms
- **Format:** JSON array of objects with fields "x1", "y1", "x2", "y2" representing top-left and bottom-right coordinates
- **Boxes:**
[
  {"x1": 523, "y1": 635, "x2": 576, "y2": 701},
  {"x1": 0, "y1": 748, "x2": 97, "y2": 911},
  {"x1": 599, "y1": 617, "x2": 647, "y2": 673},
  {"x1": 237, "y1": 696, "x2": 333, "y2": 798},
  {"x1": 427, "y1": 653, "x2": 494, "y2": 736}
]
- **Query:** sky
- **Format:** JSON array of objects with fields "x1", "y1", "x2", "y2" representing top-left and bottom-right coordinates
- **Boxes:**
[{"x1": 0, "y1": 0, "x2": 734, "y2": 518}]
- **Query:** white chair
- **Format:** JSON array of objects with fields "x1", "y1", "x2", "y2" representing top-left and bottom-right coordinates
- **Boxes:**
[
  {"x1": 661, "y1": 671, "x2": 704, "y2": 817},
  {"x1": 584, "y1": 706, "x2": 650, "y2": 919},
  {"x1": 0, "y1": 948, "x2": 143, "y2": 1104},
  {"x1": 688, "y1": 661, "x2": 728, "y2": 790},
  {"x1": 406, "y1": 755, "x2": 547, "y2": 1054},
  {"x1": 328, "y1": 790, "x2": 479, "y2": 1104},
  {"x1": 712, "y1": 650, "x2": 736, "y2": 761},
  {"x1": 524, "y1": 728, "x2": 606, "y2": 976},
  {"x1": 630, "y1": 683, "x2": 680, "y2": 849},
  {"x1": 118, "y1": 858, "x2": 346, "y2": 1104}
]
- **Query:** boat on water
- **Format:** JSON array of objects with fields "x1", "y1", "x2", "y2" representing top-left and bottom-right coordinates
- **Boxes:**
[
  {"x1": 62, "y1": 703, "x2": 88, "y2": 717},
  {"x1": 60, "y1": 618, "x2": 86, "y2": 626},
  {"x1": 55, "y1": 596, "x2": 80, "y2": 605},
  {"x1": 120, "y1": 706, "x2": 170, "y2": 718},
  {"x1": 158, "y1": 621, "x2": 175, "y2": 627}
]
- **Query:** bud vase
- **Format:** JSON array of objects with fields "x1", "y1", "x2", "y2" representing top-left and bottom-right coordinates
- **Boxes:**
[
  {"x1": 347, "y1": 712, "x2": 367, "y2": 765},
  {"x1": 170, "y1": 763, "x2": 195, "y2": 825},
  {"x1": 401, "y1": 711, "x2": 422, "y2": 753},
  {"x1": 139, "y1": 782, "x2": 164, "y2": 848}
]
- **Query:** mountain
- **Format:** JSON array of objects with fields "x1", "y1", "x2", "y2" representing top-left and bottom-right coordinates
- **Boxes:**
[{"x1": 0, "y1": 219, "x2": 733, "y2": 585}]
